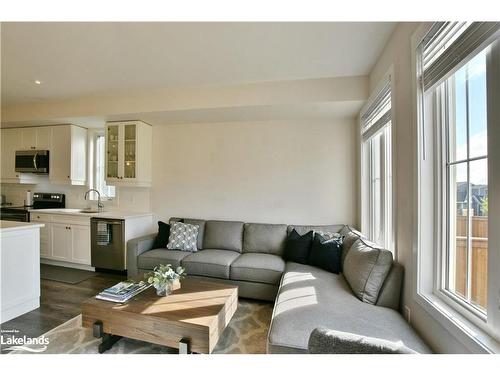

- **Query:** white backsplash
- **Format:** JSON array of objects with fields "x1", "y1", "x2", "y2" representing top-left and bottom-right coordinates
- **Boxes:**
[{"x1": 0, "y1": 182, "x2": 151, "y2": 212}]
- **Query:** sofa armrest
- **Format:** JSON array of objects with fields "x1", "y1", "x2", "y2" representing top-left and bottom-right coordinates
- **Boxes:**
[
  {"x1": 308, "y1": 327, "x2": 416, "y2": 354},
  {"x1": 127, "y1": 233, "x2": 157, "y2": 278}
]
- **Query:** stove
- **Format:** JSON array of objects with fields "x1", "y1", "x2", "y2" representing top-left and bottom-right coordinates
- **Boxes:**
[{"x1": 0, "y1": 193, "x2": 65, "y2": 222}]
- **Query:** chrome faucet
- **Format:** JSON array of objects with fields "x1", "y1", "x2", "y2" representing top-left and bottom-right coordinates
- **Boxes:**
[{"x1": 84, "y1": 189, "x2": 104, "y2": 212}]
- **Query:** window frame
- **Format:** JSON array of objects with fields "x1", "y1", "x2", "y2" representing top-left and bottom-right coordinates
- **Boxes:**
[
  {"x1": 413, "y1": 23, "x2": 500, "y2": 351},
  {"x1": 360, "y1": 70, "x2": 395, "y2": 252},
  {"x1": 88, "y1": 130, "x2": 116, "y2": 202}
]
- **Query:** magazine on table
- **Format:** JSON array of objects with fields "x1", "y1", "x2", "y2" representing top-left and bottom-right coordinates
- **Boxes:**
[{"x1": 96, "y1": 281, "x2": 151, "y2": 303}]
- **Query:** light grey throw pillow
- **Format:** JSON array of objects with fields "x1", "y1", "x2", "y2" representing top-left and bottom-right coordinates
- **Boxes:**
[
  {"x1": 166, "y1": 221, "x2": 199, "y2": 252},
  {"x1": 343, "y1": 238, "x2": 393, "y2": 304},
  {"x1": 339, "y1": 225, "x2": 366, "y2": 266}
]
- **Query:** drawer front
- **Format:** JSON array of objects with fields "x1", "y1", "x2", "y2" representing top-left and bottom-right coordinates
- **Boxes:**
[
  {"x1": 31, "y1": 213, "x2": 52, "y2": 222},
  {"x1": 51, "y1": 214, "x2": 90, "y2": 226}
]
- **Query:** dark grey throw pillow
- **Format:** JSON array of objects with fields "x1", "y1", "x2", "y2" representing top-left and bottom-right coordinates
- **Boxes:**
[
  {"x1": 283, "y1": 229, "x2": 313, "y2": 264},
  {"x1": 152, "y1": 221, "x2": 170, "y2": 248},
  {"x1": 307, "y1": 233, "x2": 342, "y2": 274}
]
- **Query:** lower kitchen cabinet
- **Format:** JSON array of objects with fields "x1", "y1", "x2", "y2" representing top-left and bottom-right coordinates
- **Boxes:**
[
  {"x1": 70, "y1": 224, "x2": 91, "y2": 264},
  {"x1": 32, "y1": 214, "x2": 91, "y2": 266},
  {"x1": 51, "y1": 223, "x2": 72, "y2": 261}
]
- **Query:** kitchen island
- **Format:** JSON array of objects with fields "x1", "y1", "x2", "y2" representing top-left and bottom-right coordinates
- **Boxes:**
[{"x1": 1, "y1": 220, "x2": 44, "y2": 323}]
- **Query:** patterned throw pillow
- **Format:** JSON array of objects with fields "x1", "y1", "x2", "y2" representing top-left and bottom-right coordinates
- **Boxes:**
[
  {"x1": 166, "y1": 222, "x2": 199, "y2": 252},
  {"x1": 316, "y1": 231, "x2": 343, "y2": 243}
]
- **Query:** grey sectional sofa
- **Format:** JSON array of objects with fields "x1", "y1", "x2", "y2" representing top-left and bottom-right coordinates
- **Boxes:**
[{"x1": 127, "y1": 218, "x2": 430, "y2": 353}]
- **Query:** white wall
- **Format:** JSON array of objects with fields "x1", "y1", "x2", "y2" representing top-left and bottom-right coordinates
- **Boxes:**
[
  {"x1": 150, "y1": 119, "x2": 356, "y2": 226},
  {"x1": 368, "y1": 23, "x2": 471, "y2": 353}
]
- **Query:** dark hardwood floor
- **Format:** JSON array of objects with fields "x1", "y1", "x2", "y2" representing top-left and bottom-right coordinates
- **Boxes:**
[{"x1": 1, "y1": 272, "x2": 125, "y2": 346}]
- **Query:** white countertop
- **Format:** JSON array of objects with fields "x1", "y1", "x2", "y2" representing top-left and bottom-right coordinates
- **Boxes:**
[
  {"x1": 29, "y1": 208, "x2": 153, "y2": 220},
  {"x1": 0, "y1": 220, "x2": 45, "y2": 233}
]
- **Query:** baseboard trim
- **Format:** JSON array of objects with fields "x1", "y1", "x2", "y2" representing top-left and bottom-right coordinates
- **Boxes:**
[{"x1": 41, "y1": 259, "x2": 95, "y2": 272}]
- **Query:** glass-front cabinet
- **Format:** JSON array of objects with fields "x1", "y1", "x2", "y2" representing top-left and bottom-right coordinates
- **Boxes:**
[
  {"x1": 105, "y1": 121, "x2": 152, "y2": 187},
  {"x1": 124, "y1": 123, "x2": 136, "y2": 179},
  {"x1": 106, "y1": 125, "x2": 119, "y2": 179}
]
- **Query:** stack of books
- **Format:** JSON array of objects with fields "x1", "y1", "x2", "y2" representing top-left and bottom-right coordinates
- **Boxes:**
[{"x1": 96, "y1": 281, "x2": 150, "y2": 303}]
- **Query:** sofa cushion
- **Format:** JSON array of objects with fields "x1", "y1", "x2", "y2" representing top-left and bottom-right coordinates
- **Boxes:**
[
  {"x1": 167, "y1": 221, "x2": 199, "y2": 252},
  {"x1": 203, "y1": 220, "x2": 244, "y2": 252},
  {"x1": 170, "y1": 218, "x2": 205, "y2": 250},
  {"x1": 181, "y1": 249, "x2": 240, "y2": 279},
  {"x1": 288, "y1": 224, "x2": 344, "y2": 236},
  {"x1": 267, "y1": 262, "x2": 430, "y2": 354},
  {"x1": 339, "y1": 225, "x2": 366, "y2": 267},
  {"x1": 307, "y1": 233, "x2": 342, "y2": 274},
  {"x1": 343, "y1": 238, "x2": 393, "y2": 304},
  {"x1": 283, "y1": 229, "x2": 313, "y2": 264},
  {"x1": 230, "y1": 253, "x2": 285, "y2": 285},
  {"x1": 243, "y1": 223, "x2": 288, "y2": 255},
  {"x1": 138, "y1": 249, "x2": 190, "y2": 270}
]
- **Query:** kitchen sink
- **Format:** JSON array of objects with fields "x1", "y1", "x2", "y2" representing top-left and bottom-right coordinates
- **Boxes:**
[{"x1": 79, "y1": 209, "x2": 103, "y2": 213}]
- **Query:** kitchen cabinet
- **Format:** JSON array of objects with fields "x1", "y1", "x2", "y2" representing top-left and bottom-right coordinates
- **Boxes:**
[
  {"x1": 71, "y1": 225, "x2": 91, "y2": 264},
  {"x1": 20, "y1": 128, "x2": 37, "y2": 149},
  {"x1": 105, "y1": 120, "x2": 152, "y2": 187},
  {"x1": 20, "y1": 127, "x2": 52, "y2": 150},
  {"x1": 1, "y1": 128, "x2": 20, "y2": 181},
  {"x1": 51, "y1": 223, "x2": 72, "y2": 261},
  {"x1": 0, "y1": 128, "x2": 41, "y2": 184},
  {"x1": 36, "y1": 214, "x2": 92, "y2": 266},
  {"x1": 31, "y1": 213, "x2": 52, "y2": 257},
  {"x1": 1, "y1": 125, "x2": 85, "y2": 185},
  {"x1": 49, "y1": 124, "x2": 87, "y2": 185}
]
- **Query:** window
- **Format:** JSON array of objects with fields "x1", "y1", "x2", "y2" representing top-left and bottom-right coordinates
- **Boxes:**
[
  {"x1": 92, "y1": 134, "x2": 115, "y2": 199},
  {"x1": 360, "y1": 80, "x2": 393, "y2": 249},
  {"x1": 417, "y1": 22, "x2": 500, "y2": 338},
  {"x1": 443, "y1": 51, "x2": 488, "y2": 313}
]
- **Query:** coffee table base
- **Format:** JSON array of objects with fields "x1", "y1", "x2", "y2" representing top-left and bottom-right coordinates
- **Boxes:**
[
  {"x1": 92, "y1": 321, "x2": 192, "y2": 354},
  {"x1": 99, "y1": 333, "x2": 122, "y2": 353}
]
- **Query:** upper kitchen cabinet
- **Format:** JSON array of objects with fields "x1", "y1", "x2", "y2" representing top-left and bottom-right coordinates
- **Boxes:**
[
  {"x1": 20, "y1": 127, "x2": 52, "y2": 150},
  {"x1": 105, "y1": 121, "x2": 152, "y2": 187},
  {"x1": 0, "y1": 128, "x2": 41, "y2": 184},
  {"x1": 50, "y1": 125, "x2": 87, "y2": 185},
  {"x1": 1, "y1": 125, "x2": 86, "y2": 185}
]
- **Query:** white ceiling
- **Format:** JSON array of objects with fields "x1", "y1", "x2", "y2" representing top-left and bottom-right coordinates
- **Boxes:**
[{"x1": 1, "y1": 22, "x2": 395, "y2": 105}]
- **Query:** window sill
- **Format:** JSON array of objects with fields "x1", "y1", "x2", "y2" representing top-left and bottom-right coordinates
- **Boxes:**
[{"x1": 414, "y1": 291, "x2": 500, "y2": 353}]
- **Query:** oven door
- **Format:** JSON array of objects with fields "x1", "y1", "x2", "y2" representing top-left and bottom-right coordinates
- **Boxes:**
[{"x1": 15, "y1": 150, "x2": 49, "y2": 174}]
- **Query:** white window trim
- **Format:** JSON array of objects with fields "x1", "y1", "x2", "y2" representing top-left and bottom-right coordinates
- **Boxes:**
[
  {"x1": 411, "y1": 23, "x2": 500, "y2": 353},
  {"x1": 87, "y1": 129, "x2": 118, "y2": 205},
  {"x1": 359, "y1": 67, "x2": 396, "y2": 253}
]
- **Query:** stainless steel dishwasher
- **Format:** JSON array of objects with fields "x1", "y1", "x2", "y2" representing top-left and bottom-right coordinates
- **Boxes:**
[{"x1": 91, "y1": 218, "x2": 125, "y2": 271}]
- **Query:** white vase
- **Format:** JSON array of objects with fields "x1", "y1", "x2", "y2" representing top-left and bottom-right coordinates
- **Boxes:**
[{"x1": 155, "y1": 282, "x2": 173, "y2": 297}]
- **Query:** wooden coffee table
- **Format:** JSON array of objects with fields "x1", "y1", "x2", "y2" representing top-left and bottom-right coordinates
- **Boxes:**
[{"x1": 82, "y1": 278, "x2": 238, "y2": 354}]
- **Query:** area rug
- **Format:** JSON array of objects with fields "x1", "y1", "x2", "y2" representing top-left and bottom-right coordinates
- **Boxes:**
[
  {"x1": 40, "y1": 264, "x2": 97, "y2": 284},
  {"x1": 8, "y1": 300, "x2": 273, "y2": 354}
]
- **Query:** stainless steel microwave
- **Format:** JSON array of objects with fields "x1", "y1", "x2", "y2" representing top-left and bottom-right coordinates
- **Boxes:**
[{"x1": 15, "y1": 150, "x2": 50, "y2": 174}]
